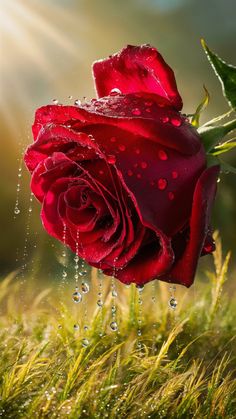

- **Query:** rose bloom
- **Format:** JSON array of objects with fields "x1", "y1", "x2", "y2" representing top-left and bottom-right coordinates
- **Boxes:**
[{"x1": 24, "y1": 45, "x2": 219, "y2": 287}]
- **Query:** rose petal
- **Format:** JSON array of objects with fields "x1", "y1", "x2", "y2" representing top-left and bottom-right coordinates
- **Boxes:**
[
  {"x1": 93, "y1": 44, "x2": 182, "y2": 110},
  {"x1": 159, "y1": 165, "x2": 220, "y2": 287}
]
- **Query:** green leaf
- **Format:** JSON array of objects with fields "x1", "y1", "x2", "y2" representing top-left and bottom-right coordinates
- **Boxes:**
[
  {"x1": 211, "y1": 139, "x2": 236, "y2": 156},
  {"x1": 201, "y1": 39, "x2": 236, "y2": 110},
  {"x1": 191, "y1": 85, "x2": 210, "y2": 127}
]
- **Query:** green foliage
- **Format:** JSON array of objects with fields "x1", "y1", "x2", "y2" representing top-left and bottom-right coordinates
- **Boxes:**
[
  {"x1": 201, "y1": 39, "x2": 236, "y2": 110},
  {"x1": 192, "y1": 85, "x2": 210, "y2": 128},
  {"x1": 0, "y1": 237, "x2": 236, "y2": 418}
]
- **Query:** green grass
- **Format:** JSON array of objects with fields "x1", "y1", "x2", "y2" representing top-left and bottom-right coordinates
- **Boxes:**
[{"x1": 0, "y1": 233, "x2": 236, "y2": 418}]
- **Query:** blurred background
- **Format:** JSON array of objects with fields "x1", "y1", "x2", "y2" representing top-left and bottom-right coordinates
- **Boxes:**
[{"x1": 0, "y1": 0, "x2": 236, "y2": 278}]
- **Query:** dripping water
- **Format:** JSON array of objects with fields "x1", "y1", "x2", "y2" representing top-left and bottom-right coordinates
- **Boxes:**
[{"x1": 136, "y1": 285, "x2": 144, "y2": 351}]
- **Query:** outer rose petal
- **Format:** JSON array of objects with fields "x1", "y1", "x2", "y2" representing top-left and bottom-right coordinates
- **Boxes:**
[
  {"x1": 93, "y1": 44, "x2": 183, "y2": 110},
  {"x1": 159, "y1": 165, "x2": 220, "y2": 287}
]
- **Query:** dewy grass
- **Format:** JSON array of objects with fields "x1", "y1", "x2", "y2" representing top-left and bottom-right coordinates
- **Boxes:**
[{"x1": 0, "y1": 235, "x2": 236, "y2": 418}]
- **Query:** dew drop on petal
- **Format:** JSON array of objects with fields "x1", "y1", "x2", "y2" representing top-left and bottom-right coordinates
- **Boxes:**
[
  {"x1": 135, "y1": 148, "x2": 141, "y2": 155},
  {"x1": 132, "y1": 108, "x2": 141, "y2": 116},
  {"x1": 145, "y1": 108, "x2": 151, "y2": 113},
  {"x1": 157, "y1": 178, "x2": 167, "y2": 190},
  {"x1": 160, "y1": 116, "x2": 169, "y2": 123},
  {"x1": 127, "y1": 170, "x2": 133, "y2": 177},
  {"x1": 110, "y1": 137, "x2": 117, "y2": 143},
  {"x1": 119, "y1": 144, "x2": 126, "y2": 151},
  {"x1": 72, "y1": 291, "x2": 82, "y2": 303},
  {"x1": 140, "y1": 162, "x2": 148, "y2": 169},
  {"x1": 169, "y1": 297, "x2": 177, "y2": 309},
  {"x1": 137, "y1": 173, "x2": 142, "y2": 179},
  {"x1": 110, "y1": 321, "x2": 118, "y2": 331},
  {"x1": 158, "y1": 150, "x2": 168, "y2": 161},
  {"x1": 110, "y1": 88, "x2": 122, "y2": 95},
  {"x1": 171, "y1": 116, "x2": 182, "y2": 127},
  {"x1": 172, "y1": 171, "x2": 178, "y2": 179},
  {"x1": 145, "y1": 101, "x2": 153, "y2": 106},
  {"x1": 168, "y1": 192, "x2": 175, "y2": 201},
  {"x1": 107, "y1": 155, "x2": 116, "y2": 164}
]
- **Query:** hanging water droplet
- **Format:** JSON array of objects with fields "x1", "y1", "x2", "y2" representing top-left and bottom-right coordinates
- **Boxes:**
[
  {"x1": 107, "y1": 155, "x2": 116, "y2": 164},
  {"x1": 52, "y1": 99, "x2": 59, "y2": 104},
  {"x1": 157, "y1": 178, "x2": 167, "y2": 190},
  {"x1": 74, "y1": 99, "x2": 81, "y2": 106},
  {"x1": 97, "y1": 299, "x2": 103, "y2": 307},
  {"x1": 72, "y1": 291, "x2": 82, "y2": 303},
  {"x1": 172, "y1": 171, "x2": 179, "y2": 179},
  {"x1": 112, "y1": 289, "x2": 118, "y2": 297},
  {"x1": 68, "y1": 95, "x2": 73, "y2": 99},
  {"x1": 132, "y1": 108, "x2": 141, "y2": 116},
  {"x1": 14, "y1": 208, "x2": 20, "y2": 215},
  {"x1": 110, "y1": 88, "x2": 122, "y2": 95},
  {"x1": 110, "y1": 321, "x2": 118, "y2": 331},
  {"x1": 81, "y1": 282, "x2": 89, "y2": 293},
  {"x1": 73, "y1": 324, "x2": 79, "y2": 331},
  {"x1": 170, "y1": 116, "x2": 182, "y2": 127},
  {"x1": 158, "y1": 150, "x2": 168, "y2": 161},
  {"x1": 137, "y1": 330, "x2": 142, "y2": 337},
  {"x1": 111, "y1": 305, "x2": 116, "y2": 314},
  {"x1": 84, "y1": 325, "x2": 89, "y2": 331},
  {"x1": 137, "y1": 284, "x2": 144, "y2": 293},
  {"x1": 82, "y1": 338, "x2": 89, "y2": 347},
  {"x1": 79, "y1": 270, "x2": 87, "y2": 277},
  {"x1": 169, "y1": 297, "x2": 177, "y2": 309}
]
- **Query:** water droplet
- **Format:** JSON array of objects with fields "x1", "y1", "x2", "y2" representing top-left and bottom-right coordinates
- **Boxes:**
[
  {"x1": 110, "y1": 321, "x2": 118, "y2": 331},
  {"x1": 168, "y1": 192, "x2": 175, "y2": 201},
  {"x1": 111, "y1": 305, "x2": 116, "y2": 314},
  {"x1": 127, "y1": 170, "x2": 133, "y2": 177},
  {"x1": 145, "y1": 108, "x2": 151, "y2": 113},
  {"x1": 97, "y1": 299, "x2": 103, "y2": 307},
  {"x1": 145, "y1": 101, "x2": 153, "y2": 106},
  {"x1": 112, "y1": 289, "x2": 117, "y2": 298},
  {"x1": 140, "y1": 162, "x2": 148, "y2": 169},
  {"x1": 137, "y1": 284, "x2": 144, "y2": 293},
  {"x1": 132, "y1": 108, "x2": 141, "y2": 116},
  {"x1": 171, "y1": 116, "x2": 182, "y2": 127},
  {"x1": 73, "y1": 324, "x2": 79, "y2": 330},
  {"x1": 160, "y1": 116, "x2": 169, "y2": 123},
  {"x1": 107, "y1": 155, "x2": 116, "y2": 164},
  {"x1": 119, "y1": 144, "x2": 126, "y2": 151},
  {"x1": 99, "y1": 170, "x2": 104, "y2": 175},
  {"x1": 135, "y1": 148, "x2": 141, "y2": 155},
  {"x1": 14, "y1": 208, "x2": 20, "y2": 215},
  {"x1": 137, "y1": 330, "x2": 142, "y2": 336},
  {"x1": 169, "y1": 297, "x2": 177, "y2": 309},
  {"x1": 110, "y1": 88, "x2": 122, "y2": 95},
  {"x1": 158, "y1": 150, "x2": 168, "y2": 161},
  {"x1": 157, "y1": 178, "x2": 167, "y2": 190},
  {"x1": 172, "y1": 171, "x2": 178, "y2": 179},
  {"x1": 79, "y1": 270, "x2": 87, "y2": 277},
  {"x1": 72, "y1": 291, "x2": 82, "y2": 303},
  {"x1": 68, "y1": 95, "x2": 73, "y2": 99},
  {"x1": 52, "y1": 99, "x2": 58, "y2": 104},
  {"x1": 82, "y1": 338, "x2": 89, "y2": 347},
  {"x1": 74, "y1": 99, "x2": 81, "y2": 106},
  {"x1": 217, "y1": 177, "x2": 221, "y2": 183},
  {"x1": 84, "y1": 325, "x2": 89, "y2": 331},
  {"x1": 81, "y1": 282, "x2": 89, "y2": 293},
  {"x1": 136, "y1": 173, "x2": 142, "y2": 179},
  {"x1": 62, "y1": 270, "x2": 67, "y2": 278},
  {"x1": 110, "y1": 137, "x2": 117, "y2": 143}
]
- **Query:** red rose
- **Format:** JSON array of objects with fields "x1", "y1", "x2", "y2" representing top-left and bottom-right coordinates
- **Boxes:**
[{"x1": 24, "y1": 44, "x2": 219, "y2": 287}]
